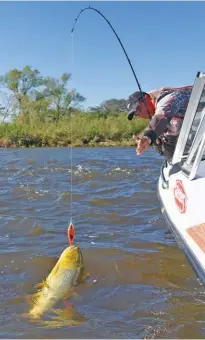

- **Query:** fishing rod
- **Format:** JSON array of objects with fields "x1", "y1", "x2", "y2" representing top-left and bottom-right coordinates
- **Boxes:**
[{"x1": 71, "y1": 6, "x2": 152, "y2": 120}]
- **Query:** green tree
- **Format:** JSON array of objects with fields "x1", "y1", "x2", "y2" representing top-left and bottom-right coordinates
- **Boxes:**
[
  {"x1": 16, "y1": 96, "x2": 51, "y2": 125},
  {"x1": 41, "y1": 73, "x2": 85, "y2": 122},
  {"x1": 0, "y1": 65, "x2": 44, "y2": 106},
  {"x1": 0, "y1": 92, "x2": 16, "y2": 122},
  {"x1": 0, "y1": 67, "x2": 86, "y2": 124},
  {"x1": 89, "y1": 98, "x2": 127, "y2": 117}
]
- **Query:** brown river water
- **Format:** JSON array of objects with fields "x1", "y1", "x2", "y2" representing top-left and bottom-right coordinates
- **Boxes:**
[{"x1": 1, "y1": 147, "x2": 205, "y2": 339}]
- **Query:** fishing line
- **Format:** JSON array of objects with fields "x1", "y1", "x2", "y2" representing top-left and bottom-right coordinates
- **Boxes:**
[
  {"x1": 69, "y1": 7, "x2": 151, "y2": 224},
  {"x1": 69, "y1": 31, "x2": 75, "y2": 225},
  {"x1": 71, "y1": 6, "x2": 152, "y2": 120}
]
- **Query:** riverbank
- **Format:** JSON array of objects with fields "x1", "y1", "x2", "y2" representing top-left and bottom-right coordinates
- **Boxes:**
[
  {"x1": 0, "y1": 115, "x2": 148, "y2": 148},
  {"x1": 0, "y1": 139, "x2": 136, "y2": 148}
]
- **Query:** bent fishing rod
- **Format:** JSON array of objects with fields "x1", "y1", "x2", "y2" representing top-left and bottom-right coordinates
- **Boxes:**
[{"x1": 71, "y1": 6, "x2": 152, "y2": 120}]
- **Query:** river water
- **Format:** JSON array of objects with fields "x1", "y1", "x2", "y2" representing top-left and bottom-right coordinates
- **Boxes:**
[{"x1": 1, "y1": 147, "x2": 205, "y2": 339}]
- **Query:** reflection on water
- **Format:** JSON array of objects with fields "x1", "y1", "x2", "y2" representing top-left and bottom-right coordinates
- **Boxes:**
[{"x1": 1, "y1": 147, "x2": 205, "y2": 338}]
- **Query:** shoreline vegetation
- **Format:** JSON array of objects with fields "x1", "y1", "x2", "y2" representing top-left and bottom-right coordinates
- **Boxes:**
[
  {"x1": 0, "y1": 65, "x2": 148, "y2": 148},
  {"x1": 0, "y1": 114, "x2": 148, "y2": 148}
]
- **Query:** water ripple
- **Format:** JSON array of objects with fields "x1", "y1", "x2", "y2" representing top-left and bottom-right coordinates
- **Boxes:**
[{"x1": 0, "y1": 147, "x2": 204, "y2": 338}]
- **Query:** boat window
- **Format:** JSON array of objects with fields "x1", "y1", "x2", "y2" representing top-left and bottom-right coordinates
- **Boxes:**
[
  {"x1": 184, "y1": 86, "x2": 205, "y2": 156},
  {"x1": 202, "y1": 141, "x2": 205, "y2": 161},
  {"x1": 172, "y1": 72, "x2": 205, "y2": 166},
  {"x1": 182, "y1": 107, "x2": 205, "y2": 179}
]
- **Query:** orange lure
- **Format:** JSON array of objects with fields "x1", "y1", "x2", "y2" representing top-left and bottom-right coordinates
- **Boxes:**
[{"x1": 68, "y1": 223, "x2": 75, "y2": 246}]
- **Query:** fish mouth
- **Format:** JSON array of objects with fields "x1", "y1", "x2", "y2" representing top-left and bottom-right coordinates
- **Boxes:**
[{"x1": 68, "y1": 223, "x2": 75, "y2": 245}]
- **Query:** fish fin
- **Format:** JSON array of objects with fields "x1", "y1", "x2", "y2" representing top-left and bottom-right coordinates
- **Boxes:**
[
  {"x1": 35, "y1": 280, "x2": 49, "y2": 290},
  {"x1": 22, "y1": 293, "x2": 42, "y2": 320},
  {"x1": 28, "y1": 290, "x2": 42, "y2": 309},
  {"x1": 78, "y1": 271, "x2": 90, "y2": 284},
  {"x1": 25, "y1": 293, "x2": 37, "y2": 306}
]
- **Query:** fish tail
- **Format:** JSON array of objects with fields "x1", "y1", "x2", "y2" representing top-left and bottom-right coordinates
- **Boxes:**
[
  {"x1": 29, "y1": 303, "x2": 45, "y2": 319},
  {"x1": 28, "y1": 291, "x2": 49, "y2": 318}
]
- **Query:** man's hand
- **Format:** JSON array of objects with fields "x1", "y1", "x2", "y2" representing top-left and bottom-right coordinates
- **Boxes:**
[{"x1": 132, "y1": 135, "x2": 151, "y2": 155}]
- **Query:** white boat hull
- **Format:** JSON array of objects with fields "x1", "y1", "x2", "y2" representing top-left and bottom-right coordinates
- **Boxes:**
[{"x1": 157, "y1": 160, "x2": 205, "y2": 283}]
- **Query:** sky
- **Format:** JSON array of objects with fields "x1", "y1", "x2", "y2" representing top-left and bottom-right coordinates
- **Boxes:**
[{"x1": 0, "y1": 1, "x2": 205, "y2": 109}]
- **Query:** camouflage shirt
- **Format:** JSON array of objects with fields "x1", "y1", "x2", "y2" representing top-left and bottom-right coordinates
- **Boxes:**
[{"x1": 143, "y1": 85, "x2": 193, "y2": 158}]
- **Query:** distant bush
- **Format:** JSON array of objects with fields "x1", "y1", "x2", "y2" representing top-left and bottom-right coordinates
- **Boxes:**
[{"x1": 0, "y1": 113, "x2": 148, "y2": 148}]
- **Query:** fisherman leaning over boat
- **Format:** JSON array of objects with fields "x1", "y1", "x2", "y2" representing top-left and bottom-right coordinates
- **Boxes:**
[{"x1": 127, "y1": 85, "x2": 193, "y2": 160}]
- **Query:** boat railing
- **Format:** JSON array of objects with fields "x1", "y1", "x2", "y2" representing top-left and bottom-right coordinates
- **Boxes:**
[{"x1": 172, "y1": 72, "x2": 205, "y2": 165}]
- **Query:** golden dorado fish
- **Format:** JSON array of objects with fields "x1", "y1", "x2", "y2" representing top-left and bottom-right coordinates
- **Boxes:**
[{"x1": 26, "y1": 223, "x2": 87, "y2": 319}]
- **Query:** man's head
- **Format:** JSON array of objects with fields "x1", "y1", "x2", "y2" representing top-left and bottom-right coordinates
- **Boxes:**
[{"x1": 127, "y1": 91, "x2": 155, "y2": 120}]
